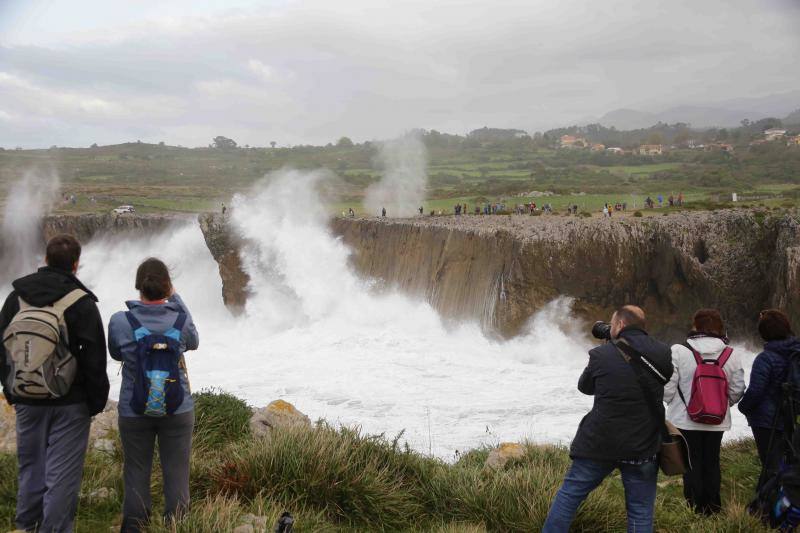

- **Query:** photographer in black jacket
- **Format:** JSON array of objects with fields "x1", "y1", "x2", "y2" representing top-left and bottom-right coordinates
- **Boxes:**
[{"x1": 543, "y1": 305, "x2": 673, "y2": 533}]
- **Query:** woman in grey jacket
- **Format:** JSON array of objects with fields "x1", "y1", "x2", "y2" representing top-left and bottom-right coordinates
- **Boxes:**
[
  {"x1": 664, "y1": 309, "x2": 745, "y2": 516},
  {"x1": 108, "y1": 258, "x2": 199, "y2": 533}
]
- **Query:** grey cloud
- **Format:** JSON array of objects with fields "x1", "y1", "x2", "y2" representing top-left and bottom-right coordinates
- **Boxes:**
[{"x1": 0, "y1": 0, "x2": 798, "y2": 148}]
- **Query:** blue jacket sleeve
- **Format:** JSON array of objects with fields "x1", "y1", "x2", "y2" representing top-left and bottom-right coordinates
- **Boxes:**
[
  {"x1": 107, "y1": 312, "x2": 125, "y2": 361},
  {"x1": 170, "y1": 293, "x2": 199, "y2": 351},
  {"x1": 738, "y1": 352, "x2": 772, "y2": 416}
]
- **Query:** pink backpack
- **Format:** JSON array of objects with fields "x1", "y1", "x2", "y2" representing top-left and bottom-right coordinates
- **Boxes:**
[{"x1": 682, "y1": 345, "x2": 733, "y2": 425}]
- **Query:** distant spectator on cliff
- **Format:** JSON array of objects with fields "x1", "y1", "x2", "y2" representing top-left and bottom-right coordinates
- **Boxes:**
[
  {"x1": 658, "y1": 194, "x2": 664, "y2": 207},
  {"x1": 668, "y1": 195, "x2": 674, "y2": 207},
  {"x1": 221, "y1": 203, "x2": 227, "y2": 215},
  {"x1": 678, "y1": 192, "x2": 684, "y2": 206},
  {"x1": 418, "y1": 206, "x2": 423, "y2": 215},
  {"x1": 381, "y1": 207, "x2": 386, "y2": 217},
  {"x1": 603, "y1": 206, "x2": 609, "y2": 217},
  {"x1": 348, "y1": 208, "x2": 355, "y2": 218}
]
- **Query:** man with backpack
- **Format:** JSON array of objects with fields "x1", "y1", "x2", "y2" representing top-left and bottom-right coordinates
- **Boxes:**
[
  {"x1": 543, "y1": 306, "x2": 673, "y2": 532},
  {"x1": 663, "y1": 309, "x2": 745, "y2": 515},
  {"x1": 0, "y1": 234, "x2": 109, "y2": 533}
]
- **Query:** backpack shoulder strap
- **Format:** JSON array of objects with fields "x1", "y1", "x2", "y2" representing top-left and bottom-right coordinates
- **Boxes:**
[
  {"x1": 164, "y1": 312, "x2": 187, "y2": 341},
  {"x1": 172, "y1": 312, "x2": 187, "y2": 333},
  {"x1": 124, "y1": 311, "x2": 151, "y2": 340},
  {"x1": 682, "y1": 341, "x2": 703, "y2": 366},
  {"x1": 717, "y1": 346, "x2": 733, "y2": 368},
  {"x1": 613, "y1": 339, "x2": 670, "y2": 440},
  {"x1": 50, "y1": 289, "x2": 88, "y2": 316}
]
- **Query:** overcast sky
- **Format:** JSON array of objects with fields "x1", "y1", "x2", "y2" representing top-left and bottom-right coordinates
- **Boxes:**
[{"x1": 1, "y1": 0, "x2": 798, "y2": 148}]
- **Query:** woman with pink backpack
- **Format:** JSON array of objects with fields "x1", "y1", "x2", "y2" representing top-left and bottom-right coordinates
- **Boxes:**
[{"x1": 663, "y1": 309, "x2": 746, "y2": 515}]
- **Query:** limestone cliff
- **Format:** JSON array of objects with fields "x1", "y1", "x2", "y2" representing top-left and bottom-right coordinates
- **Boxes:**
[
  {"x1": 41, "y1": 213, "x2": 182, "y2": 243},
  {"x1": 198, "y1": 213, "x2": 249, "y2": 312},
  {"x1": 198, "y1": 210, "x2": 800, "y2": 340}
]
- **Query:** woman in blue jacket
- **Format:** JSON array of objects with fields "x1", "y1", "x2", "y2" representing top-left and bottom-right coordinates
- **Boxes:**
[
  {"x1": 108, "y1": 258, "x2": 199, "y2": 532},
  {"x1": 739, "y1": 309, "x2": 800, "y2": 485}
]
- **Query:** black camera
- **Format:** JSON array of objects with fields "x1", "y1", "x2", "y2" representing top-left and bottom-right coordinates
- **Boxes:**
[{"x1": 592, "y1": 321, "x2": 612, "y2": 340}]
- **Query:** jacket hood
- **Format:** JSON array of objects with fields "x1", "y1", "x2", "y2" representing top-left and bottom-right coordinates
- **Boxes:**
[
  {"x1": 12, "y1": 266, "x2": 98, "y2": 307},
  {"x1": 687, "y1": 335, "x2": 728, "y2": 356},
  {"x1": 764, "y1": 336, "x2": 800, "y2": 358},
  {"x1": 125, "y1": 299, "x2": 184, "y2": 314}
]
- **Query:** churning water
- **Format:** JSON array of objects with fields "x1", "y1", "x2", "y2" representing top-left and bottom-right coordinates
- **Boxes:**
[{"x1": 2, "y1": 171, "x2": 755, "y2": 458}]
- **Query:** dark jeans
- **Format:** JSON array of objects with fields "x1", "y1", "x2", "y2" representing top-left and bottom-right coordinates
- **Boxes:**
[
  {"x1": 753, "y1": 426, "x2": 785, "y2": 488},
  {"x1": 119, "y1": 411, "x2": 194, "y2": 533},
  {"x1": 543, "y1": 457, "x2": 658, "y2": 533},
  {"x1": 680, "y1": 429, "x2": 723, "y2": 515},
  {"x1": 15, "y1": 403, "x2": 91, "y2": 533}
]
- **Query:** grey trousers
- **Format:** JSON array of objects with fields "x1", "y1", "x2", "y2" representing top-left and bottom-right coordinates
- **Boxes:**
[
  {"x1": 15, "y1": 402, "x2": 91, "y2": 533},
  {"x1": 118, "y1": 411, "x2": 194, "y2": 533}
]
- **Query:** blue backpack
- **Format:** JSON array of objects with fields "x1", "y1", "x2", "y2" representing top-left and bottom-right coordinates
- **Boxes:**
[{"x1": 125, "y1": 311, "x2": 186, "y2": 417}]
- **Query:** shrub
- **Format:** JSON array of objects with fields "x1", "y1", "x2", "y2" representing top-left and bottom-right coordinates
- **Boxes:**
[
  {"x1": 633, "y1": 211, "x2": 643, "y2": 217},
  {"x1": 193, "y1": 389, "x2": 252, "y2": 451},
  {"x1": 215, "y1": 424, "x2": 440, "y2": 530}
]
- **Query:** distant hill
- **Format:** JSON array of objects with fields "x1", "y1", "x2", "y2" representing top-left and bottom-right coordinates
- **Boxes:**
[
  {"x1": 598, "y1": 105, "x2": 755, "y2": 130},
  {"x1": 786, "y1": 109, "x2": 800, "y2": 126},
  {"x1": 595, "y1": 89, "x2": 800, "y2": 130}
]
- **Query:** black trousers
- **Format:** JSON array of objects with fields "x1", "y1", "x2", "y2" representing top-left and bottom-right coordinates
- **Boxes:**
[
  {"x1": 752, "y1": 426, "x2": 785, "y2": 489},
  {"x1": 681, "y1": 429, "x2": 724, "y2": 515}
]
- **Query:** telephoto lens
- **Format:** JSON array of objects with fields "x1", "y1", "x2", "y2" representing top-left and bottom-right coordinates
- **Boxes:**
[{"x1": 591, "y1": 321, "x2": 612, "y2": 340}]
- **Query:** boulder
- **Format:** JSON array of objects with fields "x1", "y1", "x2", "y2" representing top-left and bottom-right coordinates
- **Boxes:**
[
  {"x1": 250, "y1": 399, "x2": 311, "y2": 437},
  {"x1": 484, "y1": 442, "x2": 526, "y2": 470}
]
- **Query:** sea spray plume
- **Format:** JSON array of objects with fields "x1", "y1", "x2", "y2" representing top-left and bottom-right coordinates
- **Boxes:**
[
  {"x1": 364, "y1": 134, "x2": 427, "y2": 218},
  {"x1": 230, "y1": 168, "x2": 361, "y2": 328},
  {"x1": 0, "y1": 169, "x2": 61, "y2": 286}
]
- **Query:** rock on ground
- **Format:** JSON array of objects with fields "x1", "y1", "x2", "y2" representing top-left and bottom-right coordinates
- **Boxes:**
[
  {"x1": 250, "y1": 399, "x2": 311, "y2": 437},
  {"x1": 485, "y1": 442, "x2": 526, "y2": 470}
]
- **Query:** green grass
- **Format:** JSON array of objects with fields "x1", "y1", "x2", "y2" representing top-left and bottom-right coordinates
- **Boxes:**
[
  {"x1": 2, "y1": 140, "x2": 799, "y2": 216},
  {"x1": 0, "y1": 391, "x2": 772, "y2": 532}
]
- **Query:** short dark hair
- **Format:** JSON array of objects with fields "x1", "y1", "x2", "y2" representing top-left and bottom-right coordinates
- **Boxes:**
[
  {"x1": 759, "y1": 309, "x2": 793, "y2": 341},
  {"x1": 45, "y1": 234, "x2": 81, "y2": 272},
  {"x1": 692, "y1": 309, "x2": 725, "y2": 337},
  {"x1": 135, "y1": 258, "x2": 172, "y2": 301},
  {"x1": 615, "y1": 305, "x2": 647, "y2": 330}
]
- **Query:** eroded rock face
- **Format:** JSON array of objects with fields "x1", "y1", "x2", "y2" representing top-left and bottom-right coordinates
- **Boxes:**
[
  {"x1": 198, "y1": 213, "x2": 250, "y2": 313},
  {"x1": 197, "y1": 209, "x2": 800, "y2": 341},
  {"x1": 41, "y1": 213, "x2": 182, "y2": 243},
  {"x1": 330, "y1": 211, "x2": 800, "y2": 341}
]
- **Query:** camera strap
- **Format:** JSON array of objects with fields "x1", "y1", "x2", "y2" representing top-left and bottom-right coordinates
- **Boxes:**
[{"x1": 613, "y1": 338, "x2": 670, "y2": 440}]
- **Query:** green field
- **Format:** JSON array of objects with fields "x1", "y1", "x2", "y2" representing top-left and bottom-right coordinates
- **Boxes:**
[{"x1": 0, "y1": 133, "x2": 798, "y2": 216}]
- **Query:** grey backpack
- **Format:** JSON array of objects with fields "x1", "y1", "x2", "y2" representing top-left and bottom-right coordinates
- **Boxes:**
[{"x1": 3, "y1": 289, "x2": 87, "y2": 399}]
